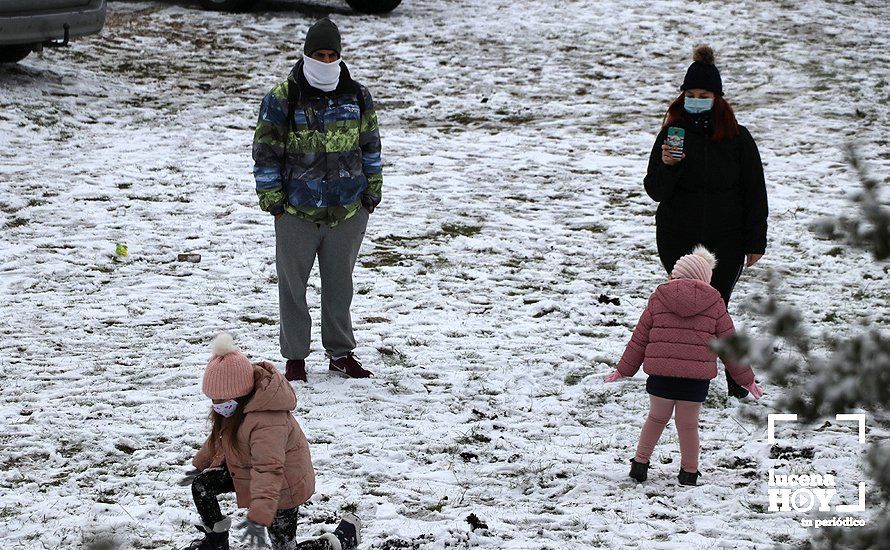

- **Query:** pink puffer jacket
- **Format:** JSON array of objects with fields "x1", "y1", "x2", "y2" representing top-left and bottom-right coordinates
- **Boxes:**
[
  {"x1": 193, "y1": 361, "x2": 315, "y2": 526},
  {"x1": 616, "y1": 278, "x2": 755, "y2": 385}
]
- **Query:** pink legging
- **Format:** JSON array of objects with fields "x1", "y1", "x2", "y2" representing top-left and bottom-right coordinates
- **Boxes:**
[{"x1": 634, "y1": 395, "x2": 702, "y2": 472}]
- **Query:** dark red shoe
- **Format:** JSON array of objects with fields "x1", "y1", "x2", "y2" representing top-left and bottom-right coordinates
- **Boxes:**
[
  {"x1": 285, "y1": 359, "x2": 307, "y2": 382},
  {"x1": 329, "y1": 353, "x2": 373, "y2": 378}
]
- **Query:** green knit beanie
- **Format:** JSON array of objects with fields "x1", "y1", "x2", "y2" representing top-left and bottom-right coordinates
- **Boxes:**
[{"x1": 303, "y1": 18, "x2": 342, "y2": 56}]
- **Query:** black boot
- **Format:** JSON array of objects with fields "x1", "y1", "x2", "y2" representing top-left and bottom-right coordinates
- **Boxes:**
[
  {"x1": 333, "y1": 514, "x2": 362, "y2": 550},
  {"x1": 182, "y1": 518, "x2": 230, "y2": 550},
  {"x1": 629, "y1": 458, "x2": 649, "y2": 482},
  {"x1": 678, "y1": 468, "x2": 700, "y2": 486}
]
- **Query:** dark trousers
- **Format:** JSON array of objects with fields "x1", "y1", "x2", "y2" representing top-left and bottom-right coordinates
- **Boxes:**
[
  {"x1": 275, "y1": 208, "x2": 369, "y2": 360},
  {"x1": 656, "y1": 237, "x2": 745, "y2": 306},
  {"x1": 192, "y1": 467, "x2": 332, "y2": 549},
  {"x1": 657, "y1": 234, "x2": 748, "y2": 396}
]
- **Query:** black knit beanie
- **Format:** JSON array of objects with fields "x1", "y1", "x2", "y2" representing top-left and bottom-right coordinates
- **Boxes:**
[
  {"x1": 681, "y1": 45, "x2": 723, "y2": 96},
  {"x1": 303, "y1": 18, "x2": 341, "y2": 56}
]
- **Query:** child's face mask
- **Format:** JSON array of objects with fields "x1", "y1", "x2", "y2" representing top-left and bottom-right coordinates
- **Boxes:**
[{"x1": 212, "y1": 400, "x2": 239, "y2": 418}]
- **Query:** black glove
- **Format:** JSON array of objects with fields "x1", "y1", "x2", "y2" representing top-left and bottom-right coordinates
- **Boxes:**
[
  {"x1": 726, "y1": 369, "x2": 749, "y2": 398},
  {"x1": 361, "y1": 194, "x2": 379, "y2": 214},
  {"x1": 177, "y1": 469, "x2": 201, "y2": 487},
  {"x1": 237, "y1": 519, "x2": 269, "y2": 548}
]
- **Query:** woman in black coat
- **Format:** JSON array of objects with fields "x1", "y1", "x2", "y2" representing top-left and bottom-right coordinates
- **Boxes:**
[{"x1": 643, "y1": 45, "x2": 768, "y2": 397}]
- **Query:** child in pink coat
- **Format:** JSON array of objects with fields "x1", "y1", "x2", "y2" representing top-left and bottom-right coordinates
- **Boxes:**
[{"x1": 604, "y1": 246, "x2": 762, "y2": 486}]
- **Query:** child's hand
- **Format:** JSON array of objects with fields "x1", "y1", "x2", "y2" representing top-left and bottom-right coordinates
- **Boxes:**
[
  {"x1": 743, "y1": 381, "x2": 764, "y2": 399},
  {"x1": 237, "y1": 519, "x2": 269, "y2": 548},
  {"x1": 603, "y1": 370, "x2": 624, "y2": 383},
  {"x1": 177, "y1": 469, "x2": 201, "y2": 487}
]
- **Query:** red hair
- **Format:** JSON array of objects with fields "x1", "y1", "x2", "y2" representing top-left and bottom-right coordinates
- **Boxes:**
[{"x1": 662, "y1": 92, "x2": 739, "y2": 142}]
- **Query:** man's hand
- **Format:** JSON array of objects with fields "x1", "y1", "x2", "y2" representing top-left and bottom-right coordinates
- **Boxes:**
[
  {"x1": 274, "y1": 212, "x2": 283, "y2": 222},
  {"x1": 661, "y1": 144, "x2": 684, "y2": 166},
  {"x1": 746, "y1": 253, "x2": 763, "y2": 267},
  {"x1": 237, "y1": 519, "x2": 269, "y2": 548}
]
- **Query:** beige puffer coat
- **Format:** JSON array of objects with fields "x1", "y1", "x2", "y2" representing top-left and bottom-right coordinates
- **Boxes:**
[{"x1": 193, "y1": 361, "x2": 315, "y2": 526}]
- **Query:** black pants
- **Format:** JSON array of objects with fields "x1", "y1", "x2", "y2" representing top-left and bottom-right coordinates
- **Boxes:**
[
  {"x1": 192, "y1": 466, "x2": 332, "y2": 550},
  {"x1": 657, "y1": 233, "x2": 749, "y2": 396},
  {"x1": 656, "y1": 236, "x2": 745, "y2": 306}
]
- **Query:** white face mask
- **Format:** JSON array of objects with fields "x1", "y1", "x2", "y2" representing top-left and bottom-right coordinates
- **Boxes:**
[
  {"x1": 212, "y1": 400, "x2": 239, "y2": 418},
  {"x1": 302, "y1": 55, "x2": 342, "y2": 92}
]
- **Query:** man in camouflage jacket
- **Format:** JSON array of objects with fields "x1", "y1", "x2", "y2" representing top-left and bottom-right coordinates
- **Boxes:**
[{"x1": 253, "y1": 17, "x2": 381, "y2": 381}]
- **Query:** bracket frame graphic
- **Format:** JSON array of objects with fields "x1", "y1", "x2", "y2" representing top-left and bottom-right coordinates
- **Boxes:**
[{"x1": 766, "y1": 413, "x2": 867, "y2": 513}]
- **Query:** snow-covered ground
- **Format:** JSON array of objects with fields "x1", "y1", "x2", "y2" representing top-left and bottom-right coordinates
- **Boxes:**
[{"x1": 0, "y1": 0, "x2": 887, "y2": 548}]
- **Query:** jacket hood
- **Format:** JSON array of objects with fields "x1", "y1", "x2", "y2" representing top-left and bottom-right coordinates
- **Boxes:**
[
  {"x1": 653, "y1": 279, "x2": 723, "y2": 318},
  {"x1": 244, "y1": 361, "x2": 297, "y2": 413}
]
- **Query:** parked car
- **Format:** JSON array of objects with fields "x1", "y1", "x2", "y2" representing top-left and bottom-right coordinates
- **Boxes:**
[
  {"x1": 199, "y1": 0, "x2": 401, "y2": 14},
  {"x1": 0, "y1": 0, "x2": 107, "y2": 63}
]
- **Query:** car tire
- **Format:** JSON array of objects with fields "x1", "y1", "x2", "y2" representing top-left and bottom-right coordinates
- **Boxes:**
[
  {"x1": 0, "y1": 44, "x2": 33, "y2": 63},
  {"x1": 198, "y1": 0, "x2": 255, "y2": 11},
  {"x1": 345, "y1": 0, "x2": 402, "y2": 14}
]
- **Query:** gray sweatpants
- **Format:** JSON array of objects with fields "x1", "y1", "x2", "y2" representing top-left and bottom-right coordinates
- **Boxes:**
[{"x1": 275, "y1": 208, "x2": 368, "y2": 360}]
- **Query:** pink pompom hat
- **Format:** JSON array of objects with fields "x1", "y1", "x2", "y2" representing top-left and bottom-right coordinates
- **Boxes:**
[
  {"x1": 202, "y1": 333, "x2": 255, "y2": 401},
  {"x1": 671, "y1": 245, "x2": 718, "y2": 283}
]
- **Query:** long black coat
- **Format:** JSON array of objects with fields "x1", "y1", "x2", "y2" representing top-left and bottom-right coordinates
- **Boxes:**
[{"x1": 644, "y1": 120, "x2": 768, "y2": 256}]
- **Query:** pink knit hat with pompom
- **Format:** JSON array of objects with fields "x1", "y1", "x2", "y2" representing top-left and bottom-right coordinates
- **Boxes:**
[
  {"x1": 671, "y1": 245, "x2": 718, "y2": 283},
  {"x1": 202, "y1": 333, "x2": 255, "y2": 400}
]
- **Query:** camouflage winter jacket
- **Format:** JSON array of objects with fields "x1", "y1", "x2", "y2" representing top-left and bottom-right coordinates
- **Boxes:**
[{"x1": 252, "y1": 60, "x2": 382, "y2": 226}]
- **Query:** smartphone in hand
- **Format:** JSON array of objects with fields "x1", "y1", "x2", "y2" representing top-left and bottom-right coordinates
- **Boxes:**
[{"x1": 666, "y1": 127, "x2": 685, "y2": 160}]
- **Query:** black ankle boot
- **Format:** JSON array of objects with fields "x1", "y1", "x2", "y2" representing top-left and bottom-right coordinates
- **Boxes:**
[
  {"x1": 333, "y1": 513, "x2": 362, "y2": 550},
  {"x1": 629, "y1": 458, "x2": 649, "y2": 482},
  {"x1": 182, "y1": 518, "x2": 230, "y2": 550},
  {"x1": 678, "y1": 468, "x2": 700, "y2": 486}
]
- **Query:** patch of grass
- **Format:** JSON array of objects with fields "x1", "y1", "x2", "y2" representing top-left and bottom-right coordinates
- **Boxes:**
[
  {"x1": 4, "y1": 217, "x2": 27, "y2": 228},
  {"x1": 115, "y1": 443, "x2": 136, "y2": 455},
  {"x1": 58, "y1": 441, "x2": 83, "y2": 458},
  {"x1": 575, "y1": 222, "x2": 608, "y2": 234},
  {"x1": 363, "y1": 316, "x2": 391, "y2": 324},
  {"x1": 770, "y1": 445, "x2": 815, "y2": 460},
  {"x1": 564, "y1": 365, "x2": 599, "y2": 386},
  {"x1": 746, "y1": 502, "x2": 768, "y2": 513},
  {"x1": 456, "y1": 428, "x2": 492, "y2": 445},
  {"x1": 717, "y1": 456, "x2": 758, "y2": 470},
  {"x1": 440, "y1": 223, "x2": 481, "y2": 238},
  {"x1": 95, "y1": 489, "x2": 116, "y2": 504},
  {"x1": 238, "y1": 315, "x2": 276, "y2": 326},
  {"x1": 704, "y1": 389, "x2": 730, "y2": 409},
  {"x1": 361, "y1": 249, "x2": 412, "y2": 268},
  {"x1": 426, "y1": 496, "x2": 449, "y2": 512},
  {"x1": 378, "y1": 536, "x2": 432, "y2": 550}
]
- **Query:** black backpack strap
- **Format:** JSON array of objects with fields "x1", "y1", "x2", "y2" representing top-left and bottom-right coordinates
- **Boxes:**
[
  {"x1": 286, "y1": 77, "x2": 299, "y2": 141},
  {"x1": 352, "y1": 80, "x2": 367, "y2": 122}
]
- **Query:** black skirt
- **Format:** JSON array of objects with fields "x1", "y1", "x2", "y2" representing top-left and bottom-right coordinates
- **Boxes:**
[{"x1": 646, "y1": 374, "x2": 710, "y2": 403}]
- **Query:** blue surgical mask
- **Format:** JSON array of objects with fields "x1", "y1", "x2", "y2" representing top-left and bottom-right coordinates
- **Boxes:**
[
  {"x1": 684, "y1": 97, "x2": 714, "y2": 114},
  {"x1": 212, "y1": 400, "x2": 239, "y2": 418}
]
